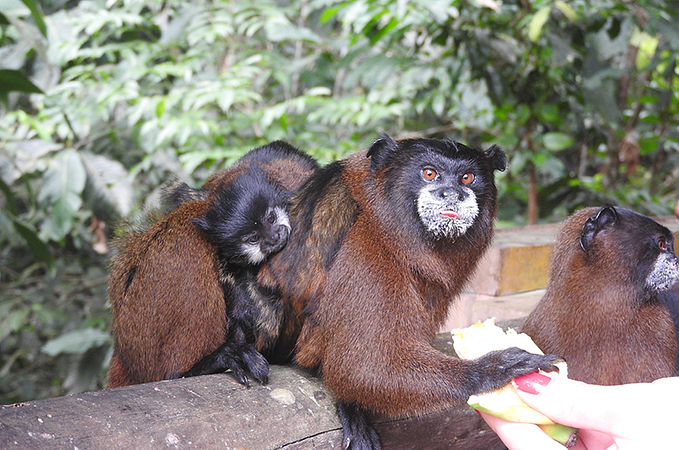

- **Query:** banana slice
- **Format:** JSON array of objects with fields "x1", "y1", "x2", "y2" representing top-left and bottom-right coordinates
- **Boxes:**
[{"x1": 452, "y1": 318, "x2": 578, "y2": 447}]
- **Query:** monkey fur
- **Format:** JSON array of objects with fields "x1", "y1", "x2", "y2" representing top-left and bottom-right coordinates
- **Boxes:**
[
  {"x1": 107, "y1": 195, "x2": 231, "y2": 388},
  {"x1": 657, "y1": 284, "x2": 679, "y2": 373},
  {"x1": 170, "y1": 141, "x2": 320, "y2": 378},
  {"x1": 522, "y1": 206, "x2": 679, "y2": 385},
  {"x1": 160, "y1": 140, "x2": 318, "y2": 213},
  {"x1": 107, "y1": 142, "x2": 318, "y2": 388},
  {"x1": 256, "y1": 135, "x2": 562, "y2": 449}
]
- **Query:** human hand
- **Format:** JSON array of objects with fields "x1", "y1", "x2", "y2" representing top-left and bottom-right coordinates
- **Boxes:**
[{"x1": 480, "y1": 374, "x2": 678, "y2": 450}]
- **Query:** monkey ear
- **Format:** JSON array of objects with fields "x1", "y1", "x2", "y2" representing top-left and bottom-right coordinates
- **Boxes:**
[
  {"x1": 485, "y1": 145, "x2": 507, "y2": 172},
  {"x1": 580, "y1": 206, "x2": 617, "y2": 252},
  {"x1": 367, "y1": 134, "x2": 398, "y2": 172}
]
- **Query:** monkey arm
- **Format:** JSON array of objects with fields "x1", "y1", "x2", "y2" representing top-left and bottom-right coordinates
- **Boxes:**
[
  {"x1": 320, "y1": 333, "x2": 560, "y2": 417},
  {"x1": 295, "y1": 240, "x2": 560, "y2": 418}
]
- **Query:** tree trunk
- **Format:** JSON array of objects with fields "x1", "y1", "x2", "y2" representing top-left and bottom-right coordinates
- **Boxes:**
[{"x1": 0, "y1": 334, "x2": 506, "y2": 450}]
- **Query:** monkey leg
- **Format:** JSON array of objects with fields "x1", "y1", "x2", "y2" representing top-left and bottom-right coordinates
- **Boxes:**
[
  {"x1": 180, "y1": 341, "x2": 269, "y2": 387},
  {"x1": 336, "y1": 402, "x2": 382, "y2": 450}
]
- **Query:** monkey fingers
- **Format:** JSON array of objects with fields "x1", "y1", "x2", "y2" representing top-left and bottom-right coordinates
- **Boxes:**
[
  {"x1": 180, "y1": 342, "x2": 270, "y2": 387},
  {"x1": 469, "y1": 348, "x2": 563, "y2": 396},
  {"x1": 239, "y1": 344, "x2": 270, "y2": 385}
]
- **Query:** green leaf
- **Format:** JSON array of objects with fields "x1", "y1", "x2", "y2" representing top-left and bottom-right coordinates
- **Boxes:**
[
  {"x1": 20, "y1": 0, "x2": 46, "y2": 36},
  {"x1": 543, "y1": 132, "x2": 573, "y2": 151},
  {"x1": 42, "y1": 328, "x2": 112, "y2": 356},
  {"x1": 0, "y1": 308, "x2": 30, "y2": 342},
  {"x1": 159, "y1": 7, "x2": 199, "y2": 45},
  {"x1": 528, "y1": 6, "x2": 551, "y2": 42},
  {"x1": 369, "y1": 16, "x2": 399, "y2": 46},
  {"x1": 266, "y1": 21, "x2": 322, "y2": 43},
  {"x1": 515, "y1": 104, "x2": 531, "y2": 126},
  {"x1": 0, "y1": 178, "x2": 55, "y2": 267},
  {"x1": 0, "y1": 69, "x2": 43, "y2": 94},
  {"x1": 0, "y1": 177, "x2": 17, "y2": 215},
  {"x1": 38, "y1": 150, "x2": 87, "y2": 241},
  {"x1": 535, "y1": 103, "x2": 561, "y2": 124},
  {"x1": 554, "y1": 1, "x2": 577, "y2": 22},
  {"x1": 320, "y1": 5, "x2": 344, "y2": 24},
  {"x1": 11, "y1": 217, "x2": 55, "y2": 268}
]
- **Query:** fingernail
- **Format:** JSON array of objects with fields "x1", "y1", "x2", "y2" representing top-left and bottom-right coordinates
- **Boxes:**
[{"x1": 513, "y1": 372, "x2": 552, "y2": 395}]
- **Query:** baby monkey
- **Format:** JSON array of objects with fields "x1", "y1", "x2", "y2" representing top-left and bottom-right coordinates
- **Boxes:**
[{"x1": 180, "y1": 164, "x2": 292, "y2": 384}]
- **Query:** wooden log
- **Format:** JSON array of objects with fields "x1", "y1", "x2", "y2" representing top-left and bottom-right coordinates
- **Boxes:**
[{"x1": 0, "y1": 334, "x2": 506, "y2": 450}]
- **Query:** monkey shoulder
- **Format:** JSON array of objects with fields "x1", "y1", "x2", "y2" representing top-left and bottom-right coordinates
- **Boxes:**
[{"x1": 284, "y1": 160, "x2": 358, "y2": 265}]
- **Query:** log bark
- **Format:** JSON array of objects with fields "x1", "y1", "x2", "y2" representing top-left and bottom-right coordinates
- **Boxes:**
[{"x1": 0, "y1": 334, "x2": 506, "y2": 450}]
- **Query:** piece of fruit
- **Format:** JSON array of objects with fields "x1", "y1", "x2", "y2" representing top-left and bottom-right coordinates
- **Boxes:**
[{"x1": 452, "y1": 318, "x2": 578, "y2": 447}]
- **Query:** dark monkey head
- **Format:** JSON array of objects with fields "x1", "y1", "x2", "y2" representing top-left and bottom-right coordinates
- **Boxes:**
[
  {"x1": 193, "y1": 167, "x2": 291, "y2": 266},
  {"x1": 580, "y1": 206, "x2": 679, "y2": 298},
  {"x1": 367, "y1": 135, "x2": 507, "y2": 241}
]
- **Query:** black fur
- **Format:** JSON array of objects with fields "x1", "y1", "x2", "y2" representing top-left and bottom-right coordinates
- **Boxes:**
[
  {"x1": 336, "y1": 402, "x2": 381, "y2": 450},
  {"x1": 192, "y1": 167, "x2": 290, "y2": 265},
  {"x1": 581, "y1": 206, "x2": 679, "y2": 300},
  {"x1": 182, "y1": 143, "x2": 318, "y2": 385}
]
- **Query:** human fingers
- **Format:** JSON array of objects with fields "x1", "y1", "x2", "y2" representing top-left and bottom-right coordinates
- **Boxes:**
[
  {"x1": 479, "y1": 410, "x2": 575, "y2": 450},
  {"x1": 513, "y1": 373, "x2": 636, "y2": 436}
]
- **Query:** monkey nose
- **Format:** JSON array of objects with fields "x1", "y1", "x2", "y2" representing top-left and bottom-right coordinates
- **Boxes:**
[
  {"x1": 276, "y1": 223, "x2": 290, "y2": 241},
  {"x1": 436, "y1": 186, "x2": 460, "y2": 200},
  {"x1": 263, "y1": 225, "x2": 290, "y2": 254}
]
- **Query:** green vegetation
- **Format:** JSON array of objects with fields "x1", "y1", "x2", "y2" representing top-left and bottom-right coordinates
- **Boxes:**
[{"x1": 1, "y1": 0, "x2": 677, "y2": 403}]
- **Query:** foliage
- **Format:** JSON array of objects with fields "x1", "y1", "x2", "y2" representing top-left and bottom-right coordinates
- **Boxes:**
[{"x1": 0, "y1": 0, "x2": 678, "y2": 402}]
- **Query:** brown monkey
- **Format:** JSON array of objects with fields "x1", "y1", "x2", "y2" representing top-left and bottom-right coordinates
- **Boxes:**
[
  {"x1": 256, "y1": 135, "x2": 561, "y2": 449},
  {"x1": 522, "y1": 206, "x2": 679, "y2": 385},
  {"x1": 658, "y1": 284, "x2": 679, "y2": 373},
  {"x1": 107, "y1": 195, "x2": 230, "y2": 388},
  {"x1": 107, "y1": 142, "x2": 318, "y2": 388}
]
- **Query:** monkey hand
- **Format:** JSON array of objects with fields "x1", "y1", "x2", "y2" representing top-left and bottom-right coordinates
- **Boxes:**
[
  {"x1": 181, "y1": 342, "x2": 270, "y2": 387},
  {"x1": 453, "y1": 319, "x2": 577, "y2": 447},
  {"x1": 469, "y1": 347, "x2": 561, "y2": 393},
  {"x1": 452, "y1": 318, "x2": 563, "y2": 393}
]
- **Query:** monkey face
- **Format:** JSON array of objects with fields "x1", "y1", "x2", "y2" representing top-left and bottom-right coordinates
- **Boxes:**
[
  {"x1": 367, "y1": 137, "x2": 505, "y2": 241},
  {"x1": 238, "y1": 204, "x2": 291, "y2": 265},
  {"x1": 580, "y1": 206, "x2": 679, "y2": 297},
  {"x1": 639, "y1": 225, "x2": 679, "y2": 294},
  {"x1": 415, "y1": 161, "x2": 481, "y2": 239},
  {"x1": 194, "y1": 167, "x2": 291, "y2": 266}
]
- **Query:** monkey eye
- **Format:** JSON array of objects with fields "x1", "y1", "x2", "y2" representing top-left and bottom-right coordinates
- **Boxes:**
[
  {"x1": 658, "y1": 238, "x2": 667, "y2": 251},
  {"x1": 245, "y1": 234, "x2": 260, "y2": 245},
  {"x1": 267, "y1": 212, "x2": 276, "y2": 224},
  {"x1": 460, "y1": 173, "x2": 475, "y2": 185},
  {"x1": 422, "y1": 168, "x2": 437, "y2": 181}
]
